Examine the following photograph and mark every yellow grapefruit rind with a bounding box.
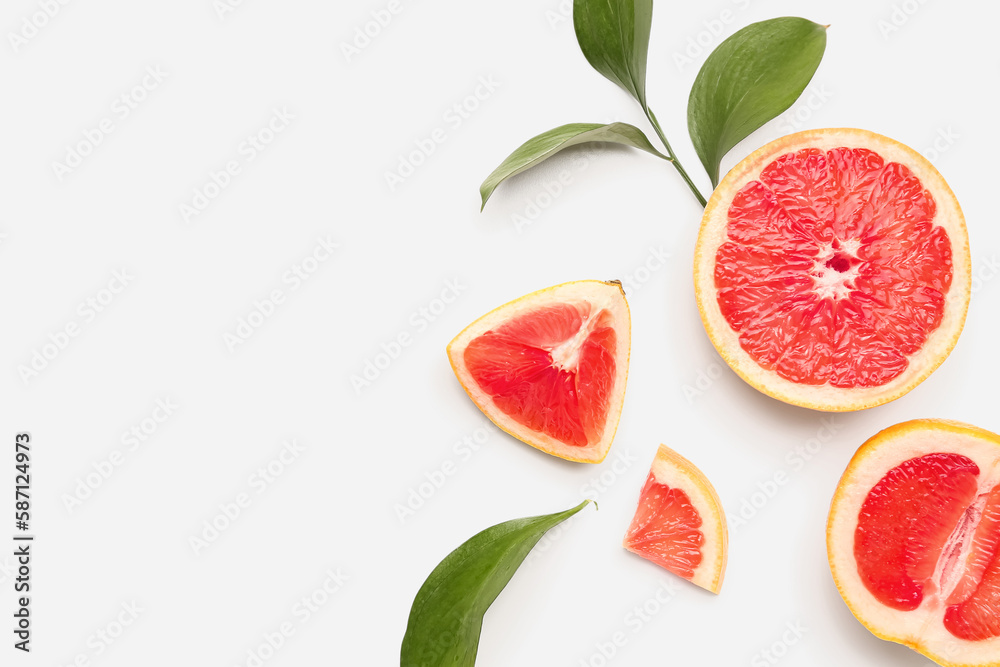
[624,444,729,594]
[694,128,971,412]
[446,280,631,464]
[827,419,1000,667]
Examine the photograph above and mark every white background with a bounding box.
[1,0,998,665]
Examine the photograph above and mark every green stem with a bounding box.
[644,107,707,208]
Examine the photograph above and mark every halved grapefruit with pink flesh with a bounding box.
[695,128,971,412]
[828,420,1000,666]
[623,445,728,593]
[447,280,630,464]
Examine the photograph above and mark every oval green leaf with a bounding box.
[479,122,666,210]
[687,17,828,187]
[573,0,653,109]
[400,500,593,667]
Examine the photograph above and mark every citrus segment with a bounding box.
[625,475,704,579]
[696,129,970,411]
[448,280,630,464]
[624,445,727,594]
[854,453,980,611]
[946,542,1000,641]
[828,420,1000,665]
[946,487,1000,607]
[463,304,616,448]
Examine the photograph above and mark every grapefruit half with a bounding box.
[623,444,728,593]
[694,128,971,411]
[447,280,630,464]
[828,420,1000,666]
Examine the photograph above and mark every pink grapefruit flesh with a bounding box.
[448,280,630,464]
[625,474,704,580]
[624,445,728,593]
[695,129,970,411]
[463,303,616,448]
[828,420,1000,666]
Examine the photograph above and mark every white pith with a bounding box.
[828,420,1000,666]
[447,280,630,464]
[935,492,992,604]
[550,307,601,371]
[810,240,861,301]
[694,129,971,412]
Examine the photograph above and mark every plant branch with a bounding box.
[644,107,707,207]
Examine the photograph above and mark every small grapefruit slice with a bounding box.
[623,445,728,593]
[447,280,630,464]
[694,128,971,411]
[828,419,1000,666]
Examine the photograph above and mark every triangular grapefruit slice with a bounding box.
[694,128,971,411]
[447,280,630,464]
[623,445,728,593]
[828,419,1000,666]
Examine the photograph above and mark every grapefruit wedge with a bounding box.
[694,128,971,411]
[447,280,630,464]
[828,420,1000,666]
[623,445,728,593]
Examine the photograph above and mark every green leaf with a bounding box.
[479,122,666,210]
[400,500,593,667]
[687,17,828,187]
[573,0,653,109]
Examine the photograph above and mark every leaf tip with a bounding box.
[569,498,594,515]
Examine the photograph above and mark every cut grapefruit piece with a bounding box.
[447,280,630,464]
[623,445,728,593]
[694,128,971,411]
[828,419,1000,666]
